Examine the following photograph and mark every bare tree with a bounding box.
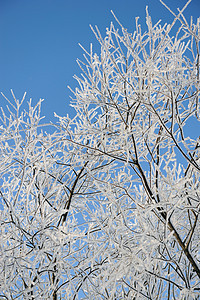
[0,0,200,299]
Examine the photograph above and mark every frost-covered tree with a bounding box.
[0,0,200,299]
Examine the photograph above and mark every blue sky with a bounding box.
[0,0,199,122]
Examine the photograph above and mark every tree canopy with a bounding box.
[0,1,200,299]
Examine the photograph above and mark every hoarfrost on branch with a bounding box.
[0,1,200,299]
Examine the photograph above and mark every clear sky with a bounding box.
[0,0,199,122]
